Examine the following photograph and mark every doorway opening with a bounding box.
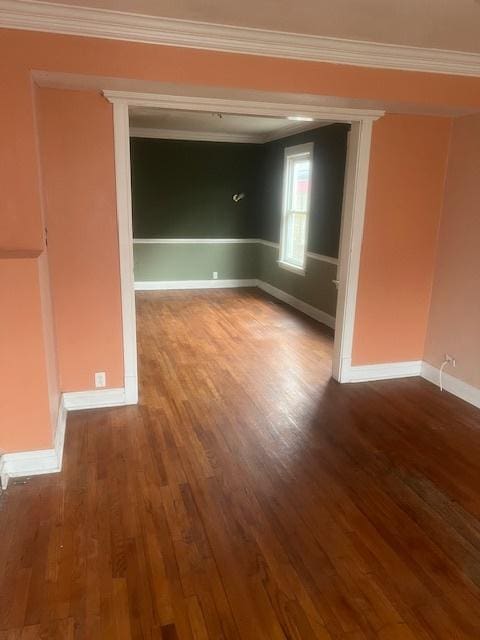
[105,89,383,403]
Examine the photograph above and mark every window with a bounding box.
[279,143,313,274]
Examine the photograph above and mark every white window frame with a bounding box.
[278,142,314,275]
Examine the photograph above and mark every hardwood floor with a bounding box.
[2,289,480,639]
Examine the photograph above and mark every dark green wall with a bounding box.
[131,123,348,253]
[258,124,349,258]
[130,138,263,238]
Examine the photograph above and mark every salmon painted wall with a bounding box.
[352,115,452,365]
[3,27,480,251]
[0,257,54,452]
[36,88,124,391]
[1,68,44,251]
[424,113,480,389]
[1,26,480,453]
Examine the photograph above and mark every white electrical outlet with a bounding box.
[445,354,456,367]
[95,371,106,388]
[212,271,218,280]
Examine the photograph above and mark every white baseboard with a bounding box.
[421,362,480,409]
[63,387,127,410]
[256,279,336,329]
[124,374,139,405]
[344,360,480,411]
[0,386,130,489]
[346,360,423,382]
[0,395,67,490]
[134,279,257,290]
[135,278,336,329]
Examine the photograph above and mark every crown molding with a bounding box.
[262,119,331,142]
[130,127,262,144]
[1,0,480,77]
[130,120,332,144]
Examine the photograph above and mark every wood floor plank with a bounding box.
[1,289,480,638]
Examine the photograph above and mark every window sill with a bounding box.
[277,260,306,276]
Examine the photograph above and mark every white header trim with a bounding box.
[257,239,338,265]
[0,387,131,488]
[1,0,480,77]
[106,91,383,123]
[332,121,373,383]
[112,101,138,404]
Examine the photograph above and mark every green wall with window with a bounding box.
[257,124,349,258]
[131,124,349,323]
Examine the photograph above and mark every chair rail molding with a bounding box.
[1,0,480,77]
[133,238,339,265]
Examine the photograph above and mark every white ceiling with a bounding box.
[129,108,327,143]
[48,0,480,54]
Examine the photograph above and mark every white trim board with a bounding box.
[0,387,129,489]
[135,279,257,291]
[421,363,480,410]
[63,387,127,410]
[0,395,66,490]
[133,237,339,266]
[341,360,480,411]
[1,0,480,77]
[256,280,335,329]
[346,360,423,383]
[306,252,338,266]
